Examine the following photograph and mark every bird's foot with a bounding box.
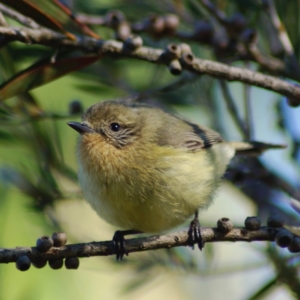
[113,230,128,261]
[112,230,142,260]
[188,211,204,250]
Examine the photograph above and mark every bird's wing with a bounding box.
[181,121,224,151]
[155,114,224,152]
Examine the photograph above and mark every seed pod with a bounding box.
[287,97,300,107]
[115,22,131,41]
[163,44,181,61]
[124,35,143,50]
[288,237,300,253]
[240,29,257,45]
[193,21,214,43]
[16,255,31,271]
[168,60,182,76]
[36,236,54,253]
[65,257,80,269]
[180,52,195,66]
[217,217,233,233]
[105,10,125,29]
[179,43,192,54]
[49,259,64,270]
[275,228,293,248]
[52,232,68,247]
[244,216,261,231]
[212,34,231,59]
[163,14,179,35]
[69,100,83,114]
[144,14,165,36]
[267,215,284,228]
[32,259,47,269]
[227,13,247,35]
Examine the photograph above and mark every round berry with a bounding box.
[69,100,83,114]
[244,216,261,231]
[52,232,67,247]
[16,255,31,271]
[267,215,284,228]
[36,236,54,253]
[275,229,293,248]
[49,259,64,270]
[65,257,80,269]
[217,217,233,233]
[32,259,47,269]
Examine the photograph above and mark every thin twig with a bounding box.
[244,62,253,139]
[0,4,40,29]
[262,0,300,82]
[0,26,300,104]
[200,0,228,26]
[199,0,299,81]
[132,73,198,102]
[76,13,105,26]
[0,226,286,263]
[219,79,249,138]
[265,0,294,56]
[267,246,300,297]
[76,7,300,81]
[0,11,7,26]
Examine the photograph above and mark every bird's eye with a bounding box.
[110,122,121,132]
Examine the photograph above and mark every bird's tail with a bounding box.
[229,141,287,155]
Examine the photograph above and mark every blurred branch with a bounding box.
[267,246,300,297]
[0,4,40,29]
[245,40,286,72]
[219,79,248,137]
[200,0,229,27]
[247,277,278,300]
[0,113,81,125]
[0,26,70,46]
[76,10,299,81]
[1,26,300,105]
[243,73,253,139]
[263,0,294,56]
[0,10,7,26]
[0,226,296,263]
[199,0,292,74]
[227,157,300,202]
[132,73,198,102]
[261,0,300,84]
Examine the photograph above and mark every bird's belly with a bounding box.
[78,143,234,233]
[79,178,198,233]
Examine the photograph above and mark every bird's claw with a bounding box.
[188,213,204,250]
[113,230,128,261]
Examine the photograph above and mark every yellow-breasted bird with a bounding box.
[68,100,285,259]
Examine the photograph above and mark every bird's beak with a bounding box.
[68,122,94,134]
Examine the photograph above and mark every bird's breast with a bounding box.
[77,134,234,232]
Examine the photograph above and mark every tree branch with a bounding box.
[219,79,248,137]
[0,4,40,29]
[76,11,292,81]
[0,226,292,263]
[264,0,294,56]
[1,25,299,105]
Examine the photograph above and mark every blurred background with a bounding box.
[0,0,300,299]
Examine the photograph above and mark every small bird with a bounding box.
[68,100,285,259]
